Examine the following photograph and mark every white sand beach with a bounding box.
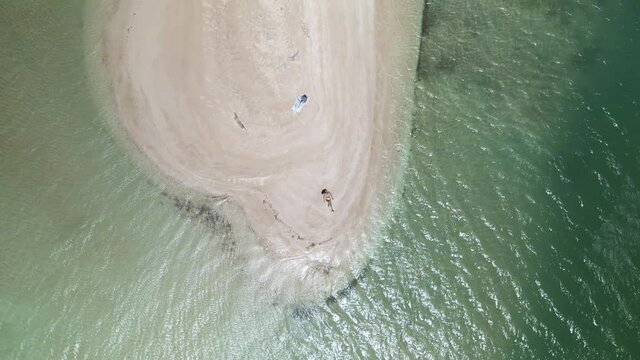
[103,0,422,297]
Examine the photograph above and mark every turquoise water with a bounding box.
[1,0,639,358]
[389,0,640,357]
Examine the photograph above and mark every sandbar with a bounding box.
[103,0,422,297]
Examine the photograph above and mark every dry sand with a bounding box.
[103,0,422,297]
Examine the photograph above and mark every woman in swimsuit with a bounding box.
[321,189,334,212]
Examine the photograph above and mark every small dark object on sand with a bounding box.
[233,112,246,130]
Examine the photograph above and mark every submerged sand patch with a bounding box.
[103,0,422,298]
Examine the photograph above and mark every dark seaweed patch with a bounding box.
[161,192,232,236]
[324,262,371,304]
[292,305,318,320]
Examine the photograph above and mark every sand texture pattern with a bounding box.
[104,0,422,297]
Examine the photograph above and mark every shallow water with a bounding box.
[1,0,639,358]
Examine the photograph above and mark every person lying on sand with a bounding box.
[321,189,334,212]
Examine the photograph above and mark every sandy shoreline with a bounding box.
[103,0,422,297]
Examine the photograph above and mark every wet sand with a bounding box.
[103,0,422,296]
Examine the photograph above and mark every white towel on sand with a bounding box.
[291,94,308,113]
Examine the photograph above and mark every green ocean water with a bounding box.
[1,0,639,359]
